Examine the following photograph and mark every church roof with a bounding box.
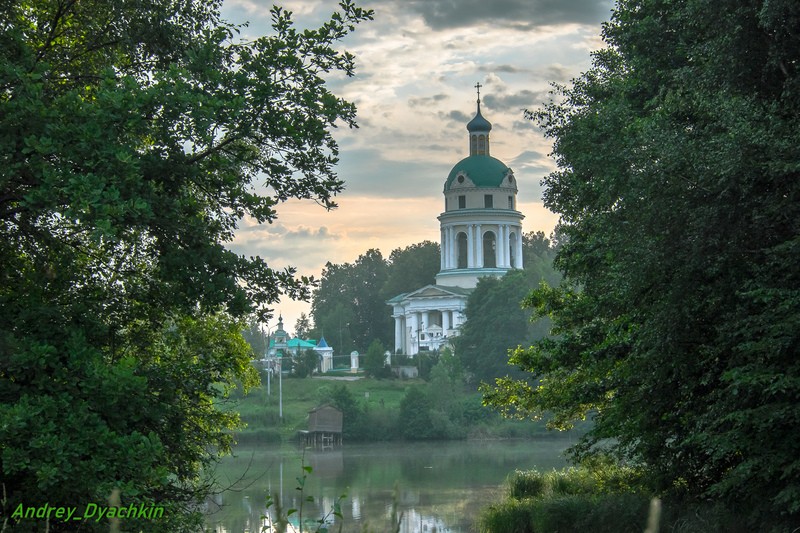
[287,338,317,349]
[467,105,492,132]
[445,155,511,191]
[386,284,473,305]
[270,337,316,349]
[385,292,409,305]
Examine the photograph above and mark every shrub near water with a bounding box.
[480,462,649,533]
[480,461,797,532]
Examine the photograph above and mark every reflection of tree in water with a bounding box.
[206,441,571,532]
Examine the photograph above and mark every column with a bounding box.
[394,316,403,354]
[505,225,512,267]
[444,226,449,269]
[467,225,474,268]
[497,224,508,268]
[448,226,456,269]
[408,313,419,355]
[496,225,503,267]
[504,225,511,267]
[421,311,429,332]
[476,224,483,268]
[442,310,451,335]
[515,226,524,268]
[440,229,446,270]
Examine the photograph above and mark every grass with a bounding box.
[228,375,427,442]
[480,465,653,533]
[226,374,559,444]
[479,463,798,533]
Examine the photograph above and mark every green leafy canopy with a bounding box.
[1,0,372,530]
[483,0,800,524]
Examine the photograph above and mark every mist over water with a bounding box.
[205,438,573,532]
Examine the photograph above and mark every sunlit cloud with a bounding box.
[220,0,614,327]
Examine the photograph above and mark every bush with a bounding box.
[479,499,535,533]
[508,471,546,500]
[480,463,650,532]
[547,468,595,496]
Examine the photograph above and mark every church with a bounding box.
[387,87,525,356]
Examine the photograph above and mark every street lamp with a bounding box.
[262,324,273,397]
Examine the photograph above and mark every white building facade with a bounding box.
[387,90,524,356]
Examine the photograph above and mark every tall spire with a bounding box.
[467,83,491,155]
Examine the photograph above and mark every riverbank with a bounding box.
[227,375,567,444]
[477,461,799,533]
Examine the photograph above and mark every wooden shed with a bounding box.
[303,405,342,448]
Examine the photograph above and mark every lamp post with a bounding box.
[263,324,273,397]
[272,315,288,422]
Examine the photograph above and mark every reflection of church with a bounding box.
[387,87,524,356]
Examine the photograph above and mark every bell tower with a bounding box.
[435,88,525,288]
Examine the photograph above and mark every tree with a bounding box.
[294,312,311,340]
[311,249,391,352]
[398,387,437,440]
[0,0,372,530]
[292,348,319,378]
[455,271,537,384]
[328,383,365,441]
[242,318,268,358]
[364,339,390,378]
[483,0,800,523]
[522,231,562,288]
[380,240,441,300]
[428,348,465,412]
[309,241,439,355]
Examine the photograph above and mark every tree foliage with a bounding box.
[483,0,800,523]
[294,312,311,340]
[380,240,441,301]
[328,383,365,441]
[455,233,558,385]
[292,349,319,379]
[0,0,371,530]
[311,249,390,353]
[363,339,390,378]
[311,242,440,353]
[241,318,268,359]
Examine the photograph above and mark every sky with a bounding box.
[220,0,616,336]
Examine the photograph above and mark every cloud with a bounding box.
[478,64,531,74]
[445,110,471,123]
[483,89,550,113]
[333,148,454,200]
[541,64,574,82]
[217,0,608,329]
[408,94,449,107]
[508,150,555,201]
[400,0,613,30]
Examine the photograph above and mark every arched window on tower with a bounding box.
[477,135,486,155]
[457,232,468,269]
[483,231,496,268]
[470,135,477,155]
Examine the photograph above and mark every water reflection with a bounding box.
[205,439,571,533]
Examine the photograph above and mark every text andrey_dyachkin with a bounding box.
[11,502,164,522]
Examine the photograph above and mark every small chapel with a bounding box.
[387,86,524,356]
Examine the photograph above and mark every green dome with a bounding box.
[445,155,511,190]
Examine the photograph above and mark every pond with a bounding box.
[204,438,574,533]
